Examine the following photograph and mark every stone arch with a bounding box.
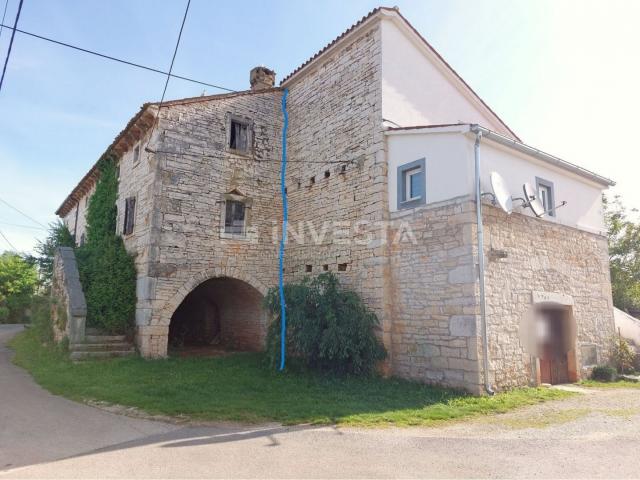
[158,266,269,327]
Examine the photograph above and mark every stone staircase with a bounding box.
[70,328,136,361]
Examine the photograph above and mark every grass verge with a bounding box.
[9,328,572,427]
[579,379,640,389]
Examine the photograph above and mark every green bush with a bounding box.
[591,365,617,382]
[611,335,636,374]
[264,273,386,375]
[76,157,136,334]
[0,252,38,323]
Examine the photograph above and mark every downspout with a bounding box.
[472,126,494,395]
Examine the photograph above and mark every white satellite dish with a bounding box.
[490,172,513,214]
[523,182,545,217]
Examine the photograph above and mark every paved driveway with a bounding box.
[2,324,640,479]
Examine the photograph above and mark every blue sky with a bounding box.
[1,0,639,253]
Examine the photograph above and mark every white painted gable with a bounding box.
[380,14,516,139]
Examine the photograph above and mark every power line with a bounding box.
[0,197,48,228]
[0,0,9,40]
[0,22,235,92]
[0,228,17,251]
[146,0,191,147]
[0,0,23,94]
[0,220,46,230]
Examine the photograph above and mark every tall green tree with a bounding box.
[604,195,640,312]
[34,220,75,288]
[0,252,38,323]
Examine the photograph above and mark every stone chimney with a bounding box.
[250,66,276,91]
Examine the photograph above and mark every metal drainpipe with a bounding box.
[473,128,495,395]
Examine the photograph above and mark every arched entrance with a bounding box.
[168,276,266,355]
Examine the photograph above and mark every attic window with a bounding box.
[229,117,251,152]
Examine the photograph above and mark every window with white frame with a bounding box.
[536,177,555,217]
[397,158,426,210]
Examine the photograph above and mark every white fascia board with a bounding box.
[384,125,470,136]
[468,125,615,187]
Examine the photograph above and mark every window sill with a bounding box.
[220,232,250,241]
[226,148,254,158]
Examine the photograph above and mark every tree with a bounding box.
[34,220,75,289]
[0,252,38,323]
[604,195,640,312]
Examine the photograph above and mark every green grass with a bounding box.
[579,379,640,389]
[9,328,571,427]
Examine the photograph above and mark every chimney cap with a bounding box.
[250,66,276,90]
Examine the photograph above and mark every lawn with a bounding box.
[10,328,572,427]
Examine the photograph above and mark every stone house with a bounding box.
[56,7,615,393]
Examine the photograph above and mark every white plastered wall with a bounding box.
[380,17,513,137]
[387,129,607,235]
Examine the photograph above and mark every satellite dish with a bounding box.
[490,172,513,214]
[523,182,545,217]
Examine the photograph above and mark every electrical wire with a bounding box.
[0,0,9,40]
[0,22,234,92]
[0,220,46,230]
[0,228,17,251]
[278,88,289,371]
[0,197,48,228]
[145,0,191,149]
[0,0,23,95]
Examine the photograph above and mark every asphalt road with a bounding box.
[2,324,639,479]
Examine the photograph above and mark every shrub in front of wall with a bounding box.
[76,157,136,335]
[264,272,387,375]
[611,335,636,374]
[591,365,617,382]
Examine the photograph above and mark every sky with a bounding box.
[0,0,639,254]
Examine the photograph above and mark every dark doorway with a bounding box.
[168,277,265,356]
[538,306,577,384]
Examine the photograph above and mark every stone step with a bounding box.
[84,334,127,343]
[70,349,135,361]
[70,342,133,352]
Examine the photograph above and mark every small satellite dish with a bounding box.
[523,182,545,217]
[490,172,513,214]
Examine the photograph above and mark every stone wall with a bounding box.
[136,90,283,356]
[389,197,482,393]
[284,23,392,353]
[482,204,615,389]
[51,247,86,344]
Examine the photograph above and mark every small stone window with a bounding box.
[133,144,141,165]
[123,197,136,235]
[337,263,348,272]
[224,200,246,235]
[397,158,426,210]
[227,115,252,153]
[305,265,312,273]
[324,170,330,179]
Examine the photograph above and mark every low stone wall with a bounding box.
[51,247,86,344]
